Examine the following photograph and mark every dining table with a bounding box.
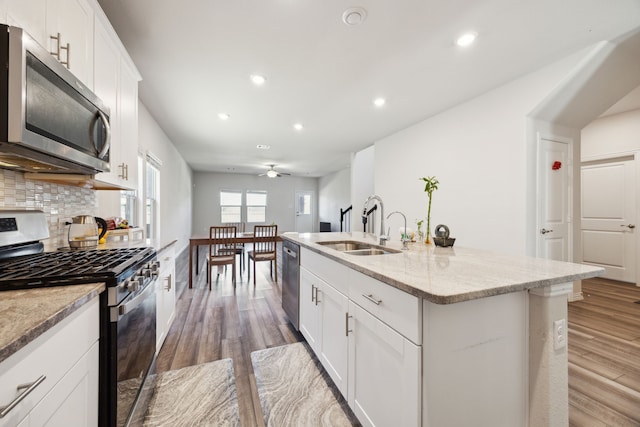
[188,231,281,288]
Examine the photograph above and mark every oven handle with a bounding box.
[111,280,156,322]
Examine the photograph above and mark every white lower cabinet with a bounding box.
[300,267,349,396]
[299,267,320,352]
[29,341,99,426]
[156,244,177,351]
[0,297,99,427]
[347,301,421,427]
[299,248,422,426]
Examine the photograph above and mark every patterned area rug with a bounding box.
[251,342,359,426]
[143,358,240,426]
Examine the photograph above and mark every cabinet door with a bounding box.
[29,341,99,427]
[348,301,421,427]
[45,0,94,87]
[117,59,139,189]
[317,280,349,397]
[157,255,176,351]
[299,268,320,352]
[5,0,47,46]
[93,19,120,186]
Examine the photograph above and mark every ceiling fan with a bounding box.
[259,164,291,178]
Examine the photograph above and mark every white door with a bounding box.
[536,137,572,261]
[581,157,636,283]
[295,191,314,233]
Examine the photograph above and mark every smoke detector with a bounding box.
[342,7,367,26]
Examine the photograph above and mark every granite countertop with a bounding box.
[281,232,603,304]
[0,283,104,364]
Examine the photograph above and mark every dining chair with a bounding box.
[206,225,237,289]
[223,222,246,272]
[247,224,278,286]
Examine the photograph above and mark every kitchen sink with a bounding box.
[316,240,401,255]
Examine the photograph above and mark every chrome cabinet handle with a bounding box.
[540,228,554,235]
[345,313,352,336]
[311,285,316,303]
[50,33,61,60]
[620,224,636,229]
[96,110,111,160]
[362,294,382,305]
[60,42,70,68]
[163,274,172,291]
[0,375,46,418]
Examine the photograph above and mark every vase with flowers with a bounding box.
[419,176,439,244]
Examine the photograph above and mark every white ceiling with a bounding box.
[97,0,640,178]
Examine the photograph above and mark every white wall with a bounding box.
[350,146,375,232]
[192,172,318,235]
[582,108,640,159]
[372,54,584,254]
[318,168,351,232]
[138,102,193,252]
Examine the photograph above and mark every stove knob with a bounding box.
[127,277,142,292]
[142,269,152,278]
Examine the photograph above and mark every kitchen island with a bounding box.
[281,231,603,427]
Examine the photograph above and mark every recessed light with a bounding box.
[456,32,477,47]
[250,74,266,85]
[293,123,304,131]
[256,144,271,150]
[342,7,367,26]
[218,113,230,120]
[373,97,386,107]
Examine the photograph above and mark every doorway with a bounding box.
[295,191,314,233]
[580,155,637,283]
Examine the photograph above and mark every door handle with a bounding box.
[620,224,636,229]
[540,228,554,235]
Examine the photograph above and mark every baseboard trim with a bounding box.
[568,292,584,302]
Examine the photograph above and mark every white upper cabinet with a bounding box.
[6,0,94,87]
[5,0,47,45]
[93,13,140,190]
[45,0,94,87]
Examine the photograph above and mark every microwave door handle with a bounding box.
[96,110,111,160]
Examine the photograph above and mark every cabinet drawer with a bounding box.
[349,271,422,345]
[0,298,99,426]
[301,248,350,295]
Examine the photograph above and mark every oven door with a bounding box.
[109,280,157,427]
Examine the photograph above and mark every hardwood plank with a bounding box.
[568,278,640,425]
[157,247,304,426]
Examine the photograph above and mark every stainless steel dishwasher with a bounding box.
[282,240,300,330]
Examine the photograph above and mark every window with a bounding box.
[220,190,242,223]
[145,158,160,239]
[246,191,267,223]
[120,190,137,226]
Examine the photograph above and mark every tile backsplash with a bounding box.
[0,169,97,249]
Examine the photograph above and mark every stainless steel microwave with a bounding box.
[0,24,110,174]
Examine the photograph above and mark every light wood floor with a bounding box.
[568,277,640,426]
[159,250,640,426]
[156,246,303,427]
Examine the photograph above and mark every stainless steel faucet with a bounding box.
[362,194,388,245]
[387,211,410,250]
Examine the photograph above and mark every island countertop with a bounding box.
[0,283,104,364]
[281,232,603,304]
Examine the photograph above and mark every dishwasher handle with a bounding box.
[283,247,298,259]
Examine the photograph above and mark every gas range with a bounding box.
[0,210,159,426]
